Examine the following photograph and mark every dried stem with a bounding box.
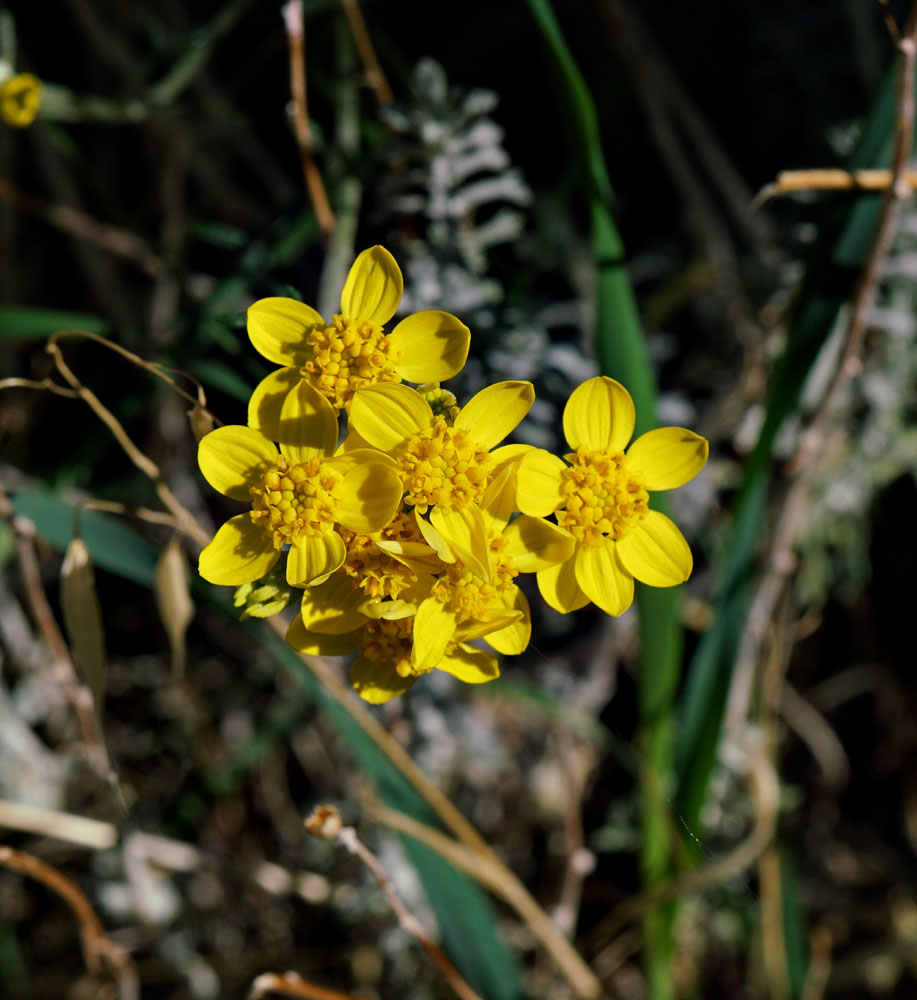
[339,0,394,106]
[283,0,336,238]
[0,845,139,1000]
[308,808,485,1000]
[249,971,367,1000]
[754,167,917,204]
[45,337,211,548]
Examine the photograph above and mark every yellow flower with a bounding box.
[410,469,574,669]
[198,380,402,588]
[247,246,471,431]
[348,379,535,515]
[295,511,442,636]
[516,376,708,617]
[0,73,42,128]
[286,611,503,704]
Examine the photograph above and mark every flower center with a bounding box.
[249,456,341,548]
[556,448,649,547]
[431,539,517,620]
[300,314,399,411]
[338,511,431,600]
[362,618,423,678]
[398,417,493,514]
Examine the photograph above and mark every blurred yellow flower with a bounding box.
[348,379,535,515]
[1,73,42,128]
[516,376,708,617]
[198,381,402,589]
[247,246,470,430]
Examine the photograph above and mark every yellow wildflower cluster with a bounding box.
[197,246,709,702]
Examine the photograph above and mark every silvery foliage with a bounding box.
[379,59,595,449]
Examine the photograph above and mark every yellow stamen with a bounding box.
[249,456,341,548]
[301,314,399,411]
[431,538,517,620]
[556,448,649,547]
[398,417,493,514]
[338,511,428,600]
[361,618,423,678]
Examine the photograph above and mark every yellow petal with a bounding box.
[389,311,470,382]
[563,376,635,452]
[412,598,457,671]
[198,426,277,500]
[516,448,566,517]
[414,510,456,564]
[484,587,531,655]
[480,466,516,534]
[248,297,323,366]
[489,443,535,484]
[330,447,398,472]
[350,656,416,703]
[248,367,302,440]
[287,531,347,587]
[616,509,692,587]
[437,645,500,684]
[574,540,635,616]
[359,597,419,620]
[286,613,359,655]
[429,505,491,580]
[278,379,338,465]
[625,427,709,491]
[455,381,534,451]
[199,514,277,585]
[455,610,523,642]
[340,246,403,325]
[349,382,432,452]
[336,463,403,534]
[299,573,365,634]
[503,516,574,572]
[537,557,590,613]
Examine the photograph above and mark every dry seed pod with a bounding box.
[60,537,108,719]
[154,536,194,679]
[188,404,215,442]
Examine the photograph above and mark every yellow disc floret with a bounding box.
[362,618,421,679]
[249,456,341,548]
[431,538,517,620]
[339,511,430,600]
[399,418,493,514]
[301,314,399,410]
[556,448,649,547]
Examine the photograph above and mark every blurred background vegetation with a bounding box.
[2,1,917,998]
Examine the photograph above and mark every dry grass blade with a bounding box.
[249,971,369,1000]
[61,536,108,719]
[154,535,195,679]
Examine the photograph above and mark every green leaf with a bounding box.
[0,307,107,339]
[187,358,255,403]
[11,491,158,586]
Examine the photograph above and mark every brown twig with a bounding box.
[0,845,139,1000]
[283,0,336,239]
[306,806,485,1000]
[249,971,368,1000]
[45,336,211,548]
[729,5,917,733]
[754,167,917,205]
[339,0,394,106]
